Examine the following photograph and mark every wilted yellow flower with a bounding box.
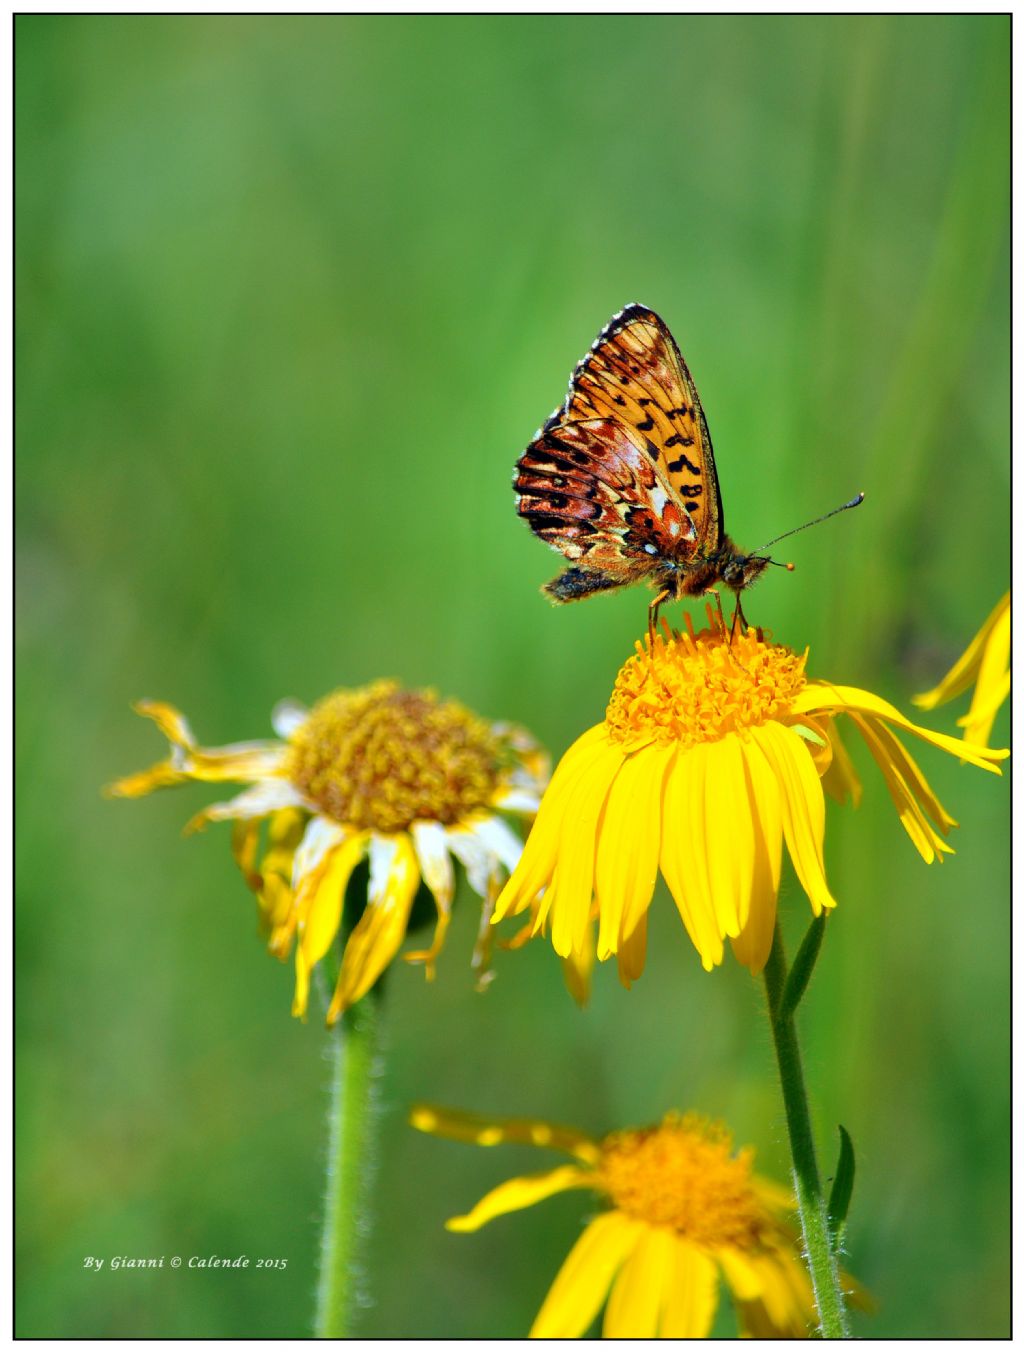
[411,1104,865,1338]
[914,592,1010,748]
[108,681,547,1023]
[495,609,1008,983]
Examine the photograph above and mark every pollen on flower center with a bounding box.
[605,617,807,749]
[288,680,501,833]
[598,1114,768,1248]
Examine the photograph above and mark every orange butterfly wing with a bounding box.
[515,416,697,598]
[559,303,723,550]
[515,304,722,600]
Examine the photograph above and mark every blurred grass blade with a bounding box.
[779,914,826,1020]
[827,1124,856,1252]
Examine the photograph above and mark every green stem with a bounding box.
[314,992,382,1338]
[763,921,850,1338]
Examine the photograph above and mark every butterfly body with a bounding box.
[515,303,769,608]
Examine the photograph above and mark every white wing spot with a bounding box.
[644,543,658,555]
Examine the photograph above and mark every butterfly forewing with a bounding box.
[556,304,723,550]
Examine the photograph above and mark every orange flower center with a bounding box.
[605,617,807,750]
[288,680,500,833]
[598,1114,769,1248]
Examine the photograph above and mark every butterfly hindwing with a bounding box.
[515,417,697,596]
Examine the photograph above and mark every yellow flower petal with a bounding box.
[716,1245,764,1301]
[410,1104,600,1163]
[856,715,957,834]
[404,820,455,977]
[493,725,614,923]
[231,817,262,888]
[291,834,368,1019]
[820,720,863,807]
[327,834,420,1022]
[728,739,783,973]
[410,1103,600,1163]
[603,1224,675,1337]
[659,745,724,970]
[530,1213,644,1338]
[446,1164,593,1234]
[733,1247,814,1337]
[183,779,307,834]
[561,921,595,1008]
[547,739,624,960]
[702,735,757,939]
[659,1236,720,1337]
[960,599,1010,746]
[594,744,673,958]
[751,721,835,916]
[913,592,1009,711]
[961,667,1010,741]
[796,683,1007,772]
[848,714,953,864]
[616,912,648,988]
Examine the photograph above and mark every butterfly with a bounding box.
[514,303,772,623]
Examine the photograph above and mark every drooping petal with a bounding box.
[728,738,784,973]
[530,1213,644,1338]
[820,720,863,807]
[271,698,310,739]
[469,814,526,876]
[492,786,542,813]
[255,809,307,937]
[732,1246,815,1338]
[794,684,1007,772]
[291,816,349,892]
[446,1164,594,1234]
[751,721,836,916]
[183,778,309,833]
[848,714,953,864]
[961,668,1010,745]
[603,1224,675,1337]
[715,1245,764,1302]
[616,912,648,988]
[546,741,625,960]
[913,592,1009,710]
[855,714,957,833]
[593,744,673,959]
[961,599,1010,745]
[292,833,370,1018]
[658,1236,720,1337]
[702,735,757,939]
[493,725,615,922]
[405,820,455,976]
[231,818,262,888]
[327,834,420,1021]
[409,1103,601,1164]
[562,921,595,1007]
[659,745,724,970]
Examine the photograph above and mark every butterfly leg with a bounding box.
[648,589,671,649]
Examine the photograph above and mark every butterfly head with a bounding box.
[720,550,772,594]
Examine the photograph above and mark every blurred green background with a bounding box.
[16,14,1009,1338]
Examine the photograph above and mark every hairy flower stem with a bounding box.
[314,992,382,1337]
[763,921,850,1338]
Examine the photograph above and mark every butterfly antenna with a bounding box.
[753,492,865,556]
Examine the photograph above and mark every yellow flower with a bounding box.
[495,609,1008,982]
[410,1104,865,1338]
[913,592,1010,748]
[107,680,547,1024]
